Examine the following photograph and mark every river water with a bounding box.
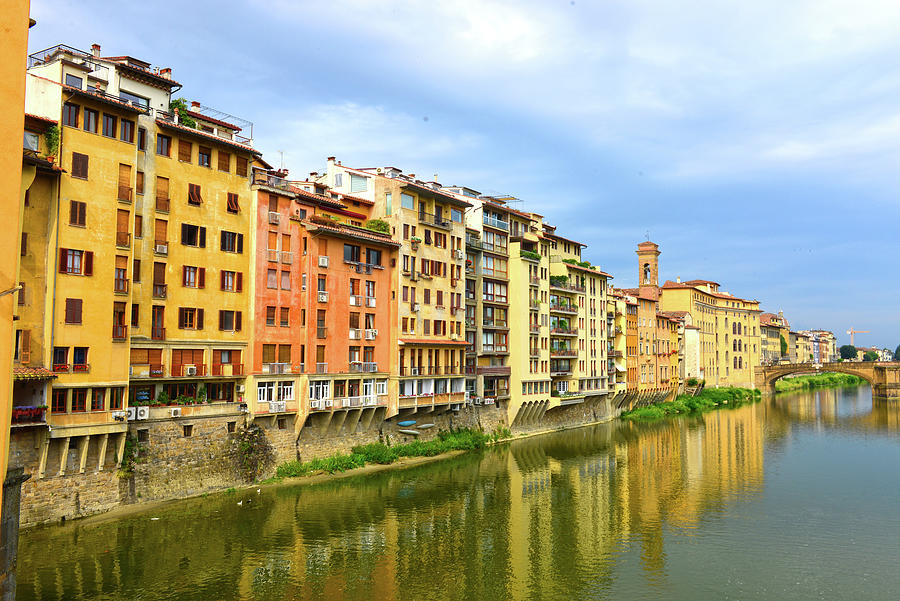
[16,385,900,600]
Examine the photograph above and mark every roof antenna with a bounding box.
[645,230,650,241]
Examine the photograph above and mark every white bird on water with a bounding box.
[237,500,243,506]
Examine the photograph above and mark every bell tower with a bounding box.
[636,241,660,289]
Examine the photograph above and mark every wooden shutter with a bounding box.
[218,151,230,172]
[198,268,205,289]
[83,252,93,276]
[58,248,67,273]
[199,227,206,248]
[21,330,30,361]
[196,309,204,330]
[181,223,189,243]
[116,209,129,234]
[65,298,82,323]
[236,233,243,253]
[267,231,277,251]
[115,255,127,270]
[220,232,227,251]
[278,345,291,363]
[133,259,141,282]
[130,348,149,364]
[227,193,239,212]
[235,311,242,331]
[218,311,224,331]
[118,163,131,188]
[17,282,25,305]
[236,272,243,292]
[181,265,188,286]
[178,140,192,162]
[236,156,248,177]
[21,233,26,256]
[262,344,275,364]
[219,270,225,290]
[153,262,166,285]
[72,152,88,178]
[155,219,167,242]
[136,171,144,195]
[156,176,169,199]
[134,214,142,237]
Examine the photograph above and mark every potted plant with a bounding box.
[410,236,421,250]
[44,124,59,163]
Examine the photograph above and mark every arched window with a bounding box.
[737,323,742,335]
[738,356,743,369]
[738,340,742,351]
[734,356,738,368]
[732,322,736,334]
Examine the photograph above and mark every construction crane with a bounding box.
[846,328,870,346]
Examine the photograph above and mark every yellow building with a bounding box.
[21,43,258,476]
[607,292,627,396]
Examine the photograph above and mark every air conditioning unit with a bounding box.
[473,397,482,405]
[270,400,287,413]
[454,249,465,260]
[310,399,322,410]
[349,329,362,340]
[318,291,329,303]
[268,211,280,225]
[126,407,136,421]
[239,402,249,413]
[155,243,168,255]
[410,367,419,376]
[236,384,245,393]
[318,255,329,268]
[483,398,495,405]
[136,406,150,420]
[412,303,420,312]
[112,410,127,422]
[185,365,197,376]
[170,407,182,418]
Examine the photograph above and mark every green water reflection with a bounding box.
[17,385,900,600]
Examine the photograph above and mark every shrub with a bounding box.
[621,386,760,421]
[169,98,196,128]
[520,250,540,261]
[231,425,275,482]
[686,377,699,387]
[364,219,390,234]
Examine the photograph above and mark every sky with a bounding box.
[27,0,900,349]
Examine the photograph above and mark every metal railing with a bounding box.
[315,362,328,374]
[152,284,167,299]
[116,232,131,248]
[418,211,451,229]
[114,278,129,294]
[155,196,170,212]
[112,324,127,340]
[151,327,165,341]
[482,215,509,231]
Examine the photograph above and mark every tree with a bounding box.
[780,335,788,357]
[864,350,878,362]
[839,345,857,360]
[894,344,900,361]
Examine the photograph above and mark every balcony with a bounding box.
[549,302,577,314]
[550,362,573,376]
[418,211,451,229]
[11,406,46,426]
[114,277,129,294]
[529,276,540,287]
[550,349,577,358]
[281,251,293,265]
[349,328,362,340]
[483,387,510,400]
[482,294,508,305]
[73,363,90,373]
[112,324,127,340]
[263,362,291,374]
[152,284,167,299]
[365,296,376,308]
[481,344,509,354]
[316,362,328,374]
[529,299,540,311]
[52,363,69,373]
[211,363,244,376]
[267,249,279,262]
[550,327,578,337]
[350,361,379,373]
[172,363,207,377]
[476,365,511,376]
[549,279,585,294]
[155,195,170,212]
[116,232,131,248]
[365,329,377,340]
[349,295,363,307]
[151,326,165,340]
[465,318,476,329]
[529,324,540,334]
[482,215,509,231]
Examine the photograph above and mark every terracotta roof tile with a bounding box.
[399,338,469,346]
[13,366,56,380]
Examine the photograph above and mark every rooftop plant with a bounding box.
[169,98,196,128]
[364,219,390,234]
[520,250,540,261]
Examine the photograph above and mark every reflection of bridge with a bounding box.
[754,362,900,399]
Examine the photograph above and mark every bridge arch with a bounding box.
[755,362,877,396]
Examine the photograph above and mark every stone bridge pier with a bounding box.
[754,362,900,400]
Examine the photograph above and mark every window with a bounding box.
[131,304,139,327]
[20,233,26,256]
[366,248,382,266]
[221,270,241,292]
[267,269,277,289]
[120,119,135,143]
[182,266,205,288]
[280,271,290,290]
[280,307,289,327]
[73,347,88,370]
[236,156,248,177]
[334,173,343,187]
[266,307,276,326]
[187,183,202,205]
[64,73,83,89]
[156,134,171,156]
[218,151,230,172]
[119,90,149,107]
[102,114,117,137]
[198,146,211,167]
[23,131,39,151]
[83,108,98,133]
[226,193,240,214]
[91,388,105,411]
[69,200,86,226]
[178,307,204,330]
[138,127,147,151]
[219,310,242,331]
[71,152,89,179]
[350,174,368,193]
[51,389,67,413]
[178,140,192,162]
[220,231,243,253]
[136,171,144,195]
[278,381,294,401]
[401,193,415,210]
[63,102,79,127]
[59,248,93,275]
[451,208,463,223]
[71,389,87,412]
[65,298,82,324]
[181,224,206,247]
[344,244,360,263]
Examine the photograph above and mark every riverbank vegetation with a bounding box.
[274,428,503,479]
[775,373,864,393]
[620,387,761,421]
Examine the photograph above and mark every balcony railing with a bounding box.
[349,295,363,307]
[252,170,294,191]
[482,215,509,231]
[549,302,577,314]
[550,349,577,358]
[152,284,167,299]
[267,249,279,262]
[316,327,327,339]
[116,232,131,248]
[350,361,379,373]
[365,296,376,308]
[529,276,541,286]
[11,406,46,426]
[52,363,69,373]
[315,362,328,374]
[112,324,127,340]
[155,195,170,212]
[482,320,508,328]
[465,318,476,328]
[550,327,578,336]
[482,294,508,304]
[418,211,451,229]
[151,327,165,340]
[211,363,244,376]
[114,277,129,294]
[349,329,362,340]
[481,344,509,353]
[550,280,585,293]
[529,324,540,334]
[281,251,293,265]
[118,185,132,203]
[464,365,476,375]
[172,363,207,377]
[73,363,90,373]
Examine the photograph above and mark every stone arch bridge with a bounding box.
[754,362,900,400]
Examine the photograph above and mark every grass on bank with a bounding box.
[620,387,761,421]
[274,428,506,479]
[774,373,864,393]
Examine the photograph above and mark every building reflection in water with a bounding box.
[19,401,791,601]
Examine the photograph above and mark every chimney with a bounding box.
[91,43,100,58]
[676,276,681,283]
[408,173,415,179]
[159,68,171,80]
[310,172,318,179]
[191,100,200,108]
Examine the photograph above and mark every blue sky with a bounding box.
[28,0,900,349]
